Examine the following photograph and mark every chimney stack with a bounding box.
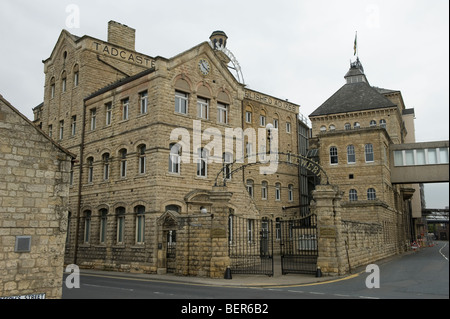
[107,21,136,51]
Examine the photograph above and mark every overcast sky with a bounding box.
[0,0,448,208]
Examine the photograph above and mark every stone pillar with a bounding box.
[312,184,348,276]
[208,186,232,278]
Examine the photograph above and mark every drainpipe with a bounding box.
[73,99,87,265]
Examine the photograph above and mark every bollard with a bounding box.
[315,266,322,278]
[224,266,232,279]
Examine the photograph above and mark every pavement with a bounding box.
[76,257,348,288]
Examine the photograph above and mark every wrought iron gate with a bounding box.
[228,216,273,276]
[166,230,176,273]
[279,214,318,275]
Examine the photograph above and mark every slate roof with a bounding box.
[309,80,397,117]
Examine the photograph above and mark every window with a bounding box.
[138,144,146,174]
[217,102,228,124]
[246,179,254,198]
[288,184,294,202]
[344,123,351,130]
[380,119,386,129]
[365,144,374,162]
[122,98,129,120]
[102,153,110,180]
[59,120,64,140]
[320,126,326,132]
[273,118,278,129]
[354,122,360,129]
[286,121,291,133]
[349,189,358,201]
[169,143,181,174]
[261,181,268,200]
[428,149,437,164]
[71,115,76,136]
[135,205,145,243]
[74,71,79,87]
[329,124,335,130]
[275,183,281,201]
[259,111,266,127]
[247,219,254,243]
[245,110,252,123]
[48,125,53,138]
[197,97,209,119]
[347,145,356,163]
[87,157,94,183]
[84,211,91,243]
[223,152,232,180]
[105,102,112,126]
[175,91,188,114]
[440,148,449,163]
[119,149,127,178]
[370,120,376,127]
[99,209,108,244]
[330,146,338,164]
[61,72,67,93]
[90,108,96,131]
[367,188,376,200]
[140,91,148,114]
[50,77,55,98]
[197,147,208,177]
[116,207,125,244]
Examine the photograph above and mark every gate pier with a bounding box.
[311,184,348,276]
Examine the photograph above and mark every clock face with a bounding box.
[198,59,211,75]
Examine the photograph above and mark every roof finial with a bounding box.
[353,31,358,57]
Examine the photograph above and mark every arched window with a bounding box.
[349,189,358,201]
[288,184,294,202]
[354,122,360,129]
[344,123,351,130]
[83,210,92,243]
[260,109,266,127]
[135,205,145,243]
[347,145,356,163]
[261,181,268,200]
[275,183,281,201]
[102,153,110,180]
[73,64,79,87]
[367,188,377,200]
[50,77,56,98]
[330,146,338,164]
[370,120,377,127]
[138,144,146,174]
[119,149,127,178]
[197,147,208,177]
[116,207,126,244]
[329,124,336,131]
[246,179,254,198]
[320,126,326,132]
[61,71,67,93]
[87,157,94,183]
[99,208,108,244]
[380,119,386,129]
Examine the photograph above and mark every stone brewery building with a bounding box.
[25,21,431,278]
[32,21,304,276]
[0,95,73,299]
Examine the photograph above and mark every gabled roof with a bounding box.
[310,80,397,117]
[0,94,75,158]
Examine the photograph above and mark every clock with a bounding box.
[198,59,211,75]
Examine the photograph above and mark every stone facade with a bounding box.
[309,59,416,264]
[0,95,73,299]
[33,21,304,277]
